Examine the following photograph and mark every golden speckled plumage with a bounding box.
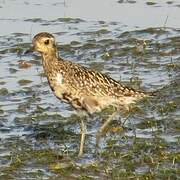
[32,32,149,114]
[30,32,153,156]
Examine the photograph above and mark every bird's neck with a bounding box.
[41,51,60,74]
[42,48,59,60]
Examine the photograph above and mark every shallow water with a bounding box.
[0,0,179,179]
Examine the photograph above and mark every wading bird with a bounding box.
[27,32,152,156]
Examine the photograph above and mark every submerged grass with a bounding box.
[0,15,179,179]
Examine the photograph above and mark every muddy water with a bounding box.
[0,0,179,179]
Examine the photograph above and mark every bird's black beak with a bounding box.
[24,46,34,55]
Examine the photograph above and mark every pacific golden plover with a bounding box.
[28,32,152,156]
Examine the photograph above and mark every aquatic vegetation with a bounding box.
[0,0,179,179]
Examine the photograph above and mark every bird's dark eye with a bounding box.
[44,39,49,45]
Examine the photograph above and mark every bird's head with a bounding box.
[32,32,57,55]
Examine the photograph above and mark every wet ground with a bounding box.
[0,0,179,179]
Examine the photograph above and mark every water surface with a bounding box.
[0,0,179,179]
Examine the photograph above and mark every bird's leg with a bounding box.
[96,110,118,147]
[78,118,87,157]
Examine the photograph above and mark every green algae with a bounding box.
[24,18,44,23]
[146,1,157,6]
[0,108,4,114]
[0,88,8,96]
[0,81,6,85]
[55,17,85,23]
[18,79,33,86]
[0,9,179,180]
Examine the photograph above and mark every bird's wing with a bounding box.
[63,61,146,98]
